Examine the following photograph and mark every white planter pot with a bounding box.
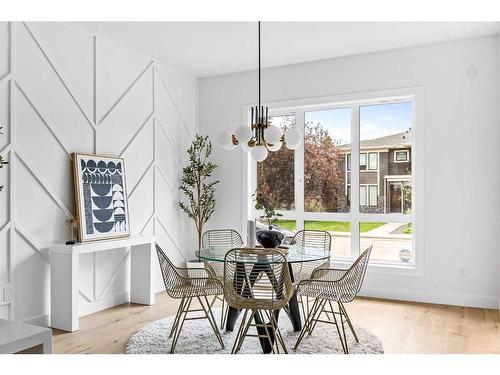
[186,260,207,286]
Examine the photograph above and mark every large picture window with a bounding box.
[250,93,416,268]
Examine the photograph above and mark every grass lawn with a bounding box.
[403,223,412,234]
[274,220,386,233]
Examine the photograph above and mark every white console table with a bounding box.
[0,319,52,354]
[50,236,155,332]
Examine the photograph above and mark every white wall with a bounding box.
[0,22,198,324]
[199,35,500,309]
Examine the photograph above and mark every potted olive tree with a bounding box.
[253,188,285,248]
[179,135,219,269]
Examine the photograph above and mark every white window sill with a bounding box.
[331,259,422,277]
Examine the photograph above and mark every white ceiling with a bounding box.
[73,22,500,78]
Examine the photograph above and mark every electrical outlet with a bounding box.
[2,285,13,301]
[458,267,467,279]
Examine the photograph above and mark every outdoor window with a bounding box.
[369,185,378,206]
[304,108,351,213]
[256,114,295,211]
[360,186,367,206]
[250,94,415,268]
[394,150,409,162]
[359,153,367,171]
[368,152,378,170]
[360,222,413,263]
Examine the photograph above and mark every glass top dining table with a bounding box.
[196,243,330,354]
[195,243,330,264]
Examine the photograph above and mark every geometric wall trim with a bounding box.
[0,21,198,324]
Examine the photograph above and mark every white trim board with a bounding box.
[360,287,499,310]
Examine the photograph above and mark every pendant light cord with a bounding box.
[258,21,261,117]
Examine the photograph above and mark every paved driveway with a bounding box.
[330,229,413,263]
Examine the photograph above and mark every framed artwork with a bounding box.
[72,153,130,242]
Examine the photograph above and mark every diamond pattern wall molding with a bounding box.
[0,21,198,324]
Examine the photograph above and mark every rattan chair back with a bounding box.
[202,229,243,250]
[342,244,372,298]
[202,229,243,281]
[223,248,294,311]
[156,244,185,298]
[291,229,331,251]
[289,229,331,283]
[309,245,373,302]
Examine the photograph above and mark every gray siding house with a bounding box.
[338,129,412,214]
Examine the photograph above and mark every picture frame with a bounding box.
[72,153,130,242]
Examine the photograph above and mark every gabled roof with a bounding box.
[341,129,412,150]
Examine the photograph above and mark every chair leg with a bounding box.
[234,309,256,354]
[220,297,227,329]
[210,294,218,308]
[328,300,347,354]
[169,297,186,339]
[339,301,358,343]
[257,310,276,354]
[293,298,322,351]
[337,301,349,354]
[309,298,328,335]
[170,297,193,353]
[269,310,288,354]
[199,296,225,350]
[299,296,307,322]
[231,309,249,354]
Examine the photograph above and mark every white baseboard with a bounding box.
[360,286,499,309]
[21,313,50,327]
[19,292,131,328]
[79,291,130,317]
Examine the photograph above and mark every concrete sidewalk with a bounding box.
[364,222,406,236]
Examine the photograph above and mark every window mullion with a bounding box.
[351,105,360,260]
[295,110,305,231]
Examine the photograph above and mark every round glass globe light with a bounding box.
[251,145,268,162]
[267,142,282,152]
[284,128,301,150]
[234,125,253,143]
[216,131,235,150]
[265,125,281,144]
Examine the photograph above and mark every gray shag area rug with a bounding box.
[125,308,384,354]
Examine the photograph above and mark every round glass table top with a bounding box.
[196,244,330,264]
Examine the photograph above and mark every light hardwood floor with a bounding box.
[52,292,500,354]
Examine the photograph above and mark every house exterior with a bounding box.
[338,129,412,214]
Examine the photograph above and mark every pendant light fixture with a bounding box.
[217,22,301,161]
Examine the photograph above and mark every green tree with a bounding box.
[256,118,344,212]
[303,122,343,212]
[179,135,219,250]
[257,116,295,210]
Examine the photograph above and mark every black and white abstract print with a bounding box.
[74,154,130,241]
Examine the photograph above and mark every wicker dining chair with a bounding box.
[202,229,243,328]
[156,244,225,353]
[223,248,295,354]
[290,229,332,281]
[290,230,332,320]
[293,245,373,354]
